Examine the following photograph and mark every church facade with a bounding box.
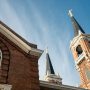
[0,21,43,90]
[0,11,89,90]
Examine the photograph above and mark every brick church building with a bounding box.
[0,10,89,90]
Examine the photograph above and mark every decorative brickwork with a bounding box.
[0,38,10,84]
[0,30,40,90]
[70,34,90,89]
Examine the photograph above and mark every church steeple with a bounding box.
[44,48,62,85]
[68,10,85,37]
[46,48,55,75]
[69,10,90,89]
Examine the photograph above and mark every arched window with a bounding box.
[76,45,83,56]
[0,49,2,66]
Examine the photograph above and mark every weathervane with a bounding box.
[68,9,73,17]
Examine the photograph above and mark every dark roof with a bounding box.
[0,21,37,48]
[71,16,85,37]
[46,52,55,75]
[68,11,85,37]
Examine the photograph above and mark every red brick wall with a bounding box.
[71,36,90,89]
[0,33,40,90]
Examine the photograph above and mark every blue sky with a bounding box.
[0,0,90,86]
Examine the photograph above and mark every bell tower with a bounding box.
[69,10,90,89]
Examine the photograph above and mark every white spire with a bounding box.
[68,9,73,17]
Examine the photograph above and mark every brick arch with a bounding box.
[0,39,10,84]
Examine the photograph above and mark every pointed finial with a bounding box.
[68,9,73,17]
[46,47,48,54]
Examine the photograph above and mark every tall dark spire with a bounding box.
[68,10,85,37]
[46,48,55,75]
[44,48,62,84]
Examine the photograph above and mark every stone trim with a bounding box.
[0,84,12,90]
[0,21,43,57]
[70,34,87,49]
[40,80,86,90]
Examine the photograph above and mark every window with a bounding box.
[85,67,90,80]
[76,45,83,56]
[0,49,2,66]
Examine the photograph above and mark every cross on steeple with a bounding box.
[68,9,73,17]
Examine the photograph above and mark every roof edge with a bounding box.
[0,21,37,48]
[40,80,86,90]
[0,21,43,57]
